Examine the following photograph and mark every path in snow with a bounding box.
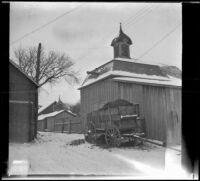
[8,132,177,177]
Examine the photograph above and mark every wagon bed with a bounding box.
[84,99,146,147]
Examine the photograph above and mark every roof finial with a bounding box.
[58,95,61,103]
[119,22,123,34]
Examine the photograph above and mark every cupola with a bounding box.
[111,23,132,59]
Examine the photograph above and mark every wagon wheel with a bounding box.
[86,122,96,143]
[105,126,121,147]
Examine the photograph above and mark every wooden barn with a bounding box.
[38,110,81,133]
[79,25,182,146]
[9,59,38,143]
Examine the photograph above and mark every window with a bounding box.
[121,44,129,57]
[114,45,119,58]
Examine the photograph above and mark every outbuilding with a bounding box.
[79,25,181,146]
[9,59,38,142]
[38,110,82,133]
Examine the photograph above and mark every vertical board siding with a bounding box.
[80,79,181,145]
[81,80,119,129]
[9,64,37,142]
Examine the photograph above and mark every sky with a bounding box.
[9,2,182,106]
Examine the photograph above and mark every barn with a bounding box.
[9,59,38,143]
[79,25,181,146]
[38,110,81,133]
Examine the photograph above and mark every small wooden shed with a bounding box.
[38,110,81,133]
[79,25,181,146]
[9,59,38,143]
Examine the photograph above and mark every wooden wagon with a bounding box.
[84,99,146,147]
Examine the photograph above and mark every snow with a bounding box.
[67,109,77,116]
[8,132,186,178]
[121,114,138,118]
[114,57,138,63]
[112,75,181,87]
[38,110,65,120]
[80,70,172,88]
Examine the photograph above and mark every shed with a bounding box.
[79,25,181,146]
[38,110,81,133]
[9,59,38,142]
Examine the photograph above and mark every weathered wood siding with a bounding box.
[81,79,119,131]
[80,79,181,145]
[9,63,37,142]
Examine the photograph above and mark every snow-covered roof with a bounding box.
[112,75,181,87]
[67,109,77,116]
[79,59,182,89]
[38,109,76,120]
[38,110,65,120]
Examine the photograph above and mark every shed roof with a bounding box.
[9,59,39,87]
[79,58,182,89]
[38,101,57,114]
[38,109,76,121]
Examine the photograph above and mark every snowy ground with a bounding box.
[8,132,186,179]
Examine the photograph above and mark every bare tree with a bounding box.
[14,45,80,87]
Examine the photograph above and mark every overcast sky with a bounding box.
[9,2,182,106]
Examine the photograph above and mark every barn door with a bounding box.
[9,101,33,143]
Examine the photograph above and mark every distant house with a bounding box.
[79,25,182,146]
[38,110,81,133]
[9,59,38,143]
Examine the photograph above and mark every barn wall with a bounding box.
[80,79,119,131]
[9,63,37,142]
[41,112,82,133]
[116,82,181,144]
[46,117,54,131]
[80,79,181,145]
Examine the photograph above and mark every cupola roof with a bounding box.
[111,23,132,46]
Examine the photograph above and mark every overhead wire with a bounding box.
[125,5,159,29]
[137,23,181,59]
[74,4,158,62]
[10,3,84,46]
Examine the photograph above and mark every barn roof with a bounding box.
[38,109,76,121]
[38,101,57,114]
[79,58,182,89]
[9,59,39,87]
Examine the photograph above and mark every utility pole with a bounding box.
[35,42,41,138]
[36,42,41,84]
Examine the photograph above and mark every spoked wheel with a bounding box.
[85,122,96,143]
[105,126,121,147]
